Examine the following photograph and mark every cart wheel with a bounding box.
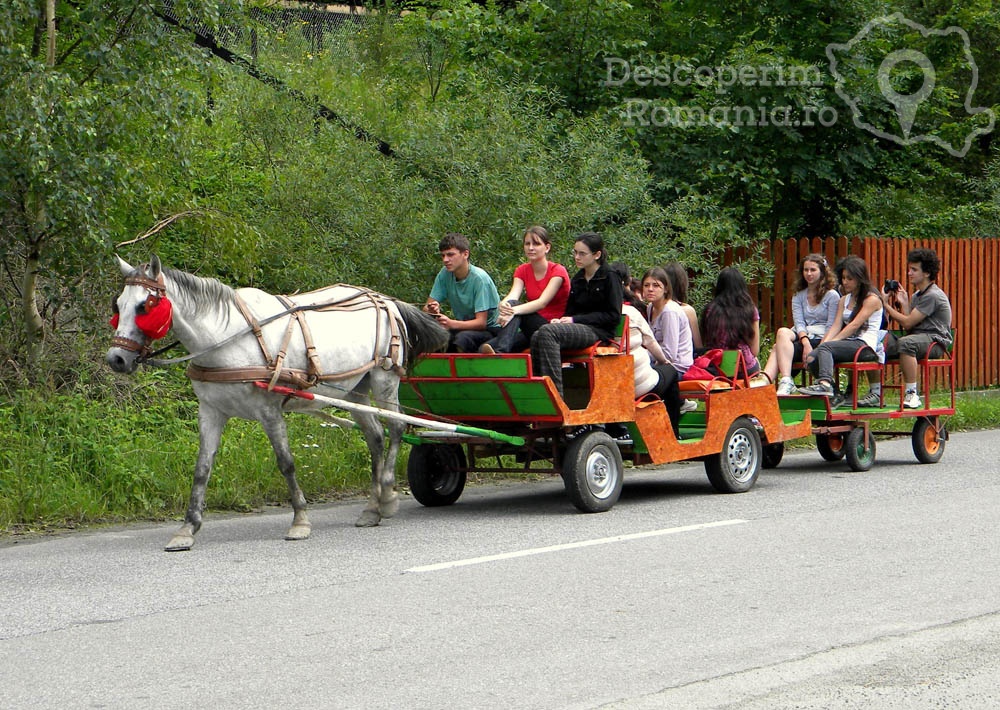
[705,417,761,493]
[562,430,623,513]
[844,427,875,472]
[762,442,784,469]
[912,417,946,464]
[816,433,846,462]
[406,443,467,507]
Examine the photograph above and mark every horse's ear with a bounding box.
[116,255,134,276]
[149,254,162,279]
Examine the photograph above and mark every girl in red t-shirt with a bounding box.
[479,226,571,354]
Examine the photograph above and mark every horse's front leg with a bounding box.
[166,406,227,551]
[260,409,310,541]
[353,410,387,527]
[378,417,405,519]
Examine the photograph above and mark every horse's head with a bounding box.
[106,255,173,374]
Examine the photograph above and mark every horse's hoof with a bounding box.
[165,534,194,551]
[355,510,381,527]
[284,524,311,541]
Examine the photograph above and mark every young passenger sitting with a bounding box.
[701,267,761,376]
[879,248,953,409]
[608,263,682,436]
[480,226,570,354]
[529,232,622,398]
[799,256,883,402]
[762,254,840,396]
[424,232,501,353]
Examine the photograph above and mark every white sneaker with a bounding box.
[776,378,796,396]
[903,391,922,409]
[680,399,698,413]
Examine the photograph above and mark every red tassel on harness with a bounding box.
[110,297,173,340]
[135,296,173,340]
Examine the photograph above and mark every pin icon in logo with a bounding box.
[877,49,936,139]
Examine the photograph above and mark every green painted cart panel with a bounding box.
[504,381,561,416]
[454,357,531,378]
[410,358,453,377]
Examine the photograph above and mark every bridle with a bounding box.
[110,270,171,360]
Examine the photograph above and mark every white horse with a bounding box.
[106,255,449,550]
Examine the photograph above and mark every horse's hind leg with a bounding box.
[166,406,227,552]
[353,409,390,527]
[260,409,311,541]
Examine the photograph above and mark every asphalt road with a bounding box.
[2,428,999,709]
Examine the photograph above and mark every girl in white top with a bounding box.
[763,254,840,395]
[607,262,684,437]
[798,256,883,398]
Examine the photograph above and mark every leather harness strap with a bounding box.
[186,286,407,389]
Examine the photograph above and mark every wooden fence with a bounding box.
[729,237,1000,390]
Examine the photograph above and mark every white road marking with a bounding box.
[405,519,748,573]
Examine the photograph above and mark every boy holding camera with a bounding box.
[880,248,953,409]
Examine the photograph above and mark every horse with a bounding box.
[106,255,449,550]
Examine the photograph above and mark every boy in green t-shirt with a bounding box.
[424,232,501,352]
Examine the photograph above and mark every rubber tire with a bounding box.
[562,430,624,513]
[844,427,876,472]
[912,417,946,464]
[406,443,467,507]
[762,442,784,469]
[705,417,762,493]
[816,433,847,462]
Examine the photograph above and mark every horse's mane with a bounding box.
[163,267,238,324]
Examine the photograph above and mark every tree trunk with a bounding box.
[22,244,45,365]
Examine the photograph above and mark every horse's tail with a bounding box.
[396,301,450,365]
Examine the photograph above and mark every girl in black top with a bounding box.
[529,232,623,396]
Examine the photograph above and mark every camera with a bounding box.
[884,279,901,293]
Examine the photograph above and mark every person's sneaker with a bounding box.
[856,390,882,408]
[903,391,923,409]
[679,399,698,414]
[478,343,496,355]
[830,394,847,409]
[798,381,834,396]
[776,378,797,396]
[566,424,604,440]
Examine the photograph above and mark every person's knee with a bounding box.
[896,334,925,358]
[531,325,556,349]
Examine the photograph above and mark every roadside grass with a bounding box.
[2,384,997,535]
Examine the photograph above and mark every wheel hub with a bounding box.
[586,449,615,499]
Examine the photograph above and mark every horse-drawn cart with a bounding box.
[397,348,812,513]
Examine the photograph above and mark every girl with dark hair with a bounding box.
[701,267,761,375]
[479,226,570,354]
[762,253,840,395]
[641,267,694,375]
[798,256,883,399]
[529,232,623,397]
[607,264,683,436]
[607,262,645,311]
[662,262,702,350]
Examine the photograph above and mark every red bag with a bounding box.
[682,348,724,381]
